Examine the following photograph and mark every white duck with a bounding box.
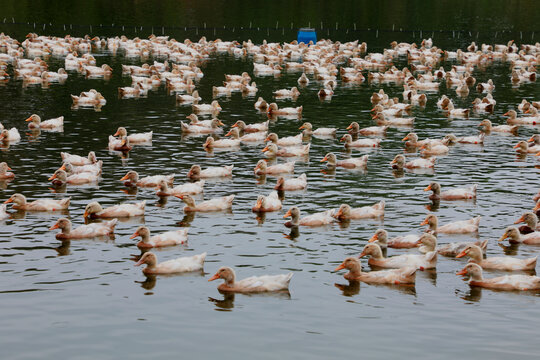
[135,252,206,275]
[49,218,117,240]
[208,266,293,293]
[130,226,189,248]
[156,179,205,197]
[274,173,307,191]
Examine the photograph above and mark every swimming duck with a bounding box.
[0,162,15,179]
[457,263,540,291]
[528,134,540,145]
[176,90,201,104]
[368,229,420,249]
[130,226,189,248]
[420,142,449,156]
[334,201,385,220]
[299,122,336,136]
[334,257,417,285]
[320,153,368,169]
[390,154,436,169]
[477,119,518,134]
[252,191,282,212]
[0,128,21,142]
[253,160,295,175]
[421,214,481,234]
[514,212,540,234]
[354,124,388,136]
[109,136,132,152]
[266,103,303,116]
[262,143,310,157]
[297,73,309,85]
[181,119,224,134]
[113,127,153,143]
[187,164,233,179]
[4,193,70,211]
[231,120,269,133]
[402,133,439,147]
[49,218,117,240]
[423,239,488,257]
[373,113,414,126]
[83,200,146,218]
[192,100,221,114]
[424,182,477,200]
[283,206,336,227]
[254,97,269,112]
[499,227,540,245]
[49,169,99,185]
[225,128,267,142]
[359,242,437,270]
[174,194,234,212]
[25,114,63,129]
[265,133,303,146]
[340,134,381,148]
[59,162,102,176]
[504,110,538,125]
[471,98,494,113]
[208,266,293,293]
[273,87,300,98]
[274,173,307,191]
[120,170,174,188]
[203,135,241,149]
[457,133,485,145]
[135,252,206,275]
[156,179,205,197]
[60,151,97,166]
[514,140,540,154]
[456,244,536,271]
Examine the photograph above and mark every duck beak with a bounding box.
[368,234,378,242]
[320,155,328,162]
[503,111,509,116]
[283,209,292,218]
[527,137,534,142]
[525,109,530,114]
[48,174,57,181]
[419,145,426,150]
[346,124,353,130]
[298,125,305,130]
[113,130,120,136]
[358,251,366,258]
[402,136,409,141]
[218,120,225,126]
[129,231,139,239]
[4,198,13,204]
[456,268,468,276]
[25,117,33,122]
[134,258,145,267]
[420,218,429,226]
[334,263,346,271]
[534,203,540,212]
[49,223,60,230]
[456,250,467,258]
[339,136,346,142]
[264,136,271,142]
[536,152,540,156]
[424,184,432,191]
[261,146,269,153]
[208,273,220,281]
[231,123,238,128]
[120,174,130,181]
[512,143,520,149]
[335,209,343,218]
[59,164,66,171]
[390,158,397,164]
[514,215,525,224]
[498,233,508,242]
[83,210,89,218]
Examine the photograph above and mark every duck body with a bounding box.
[187,165,233,179]
[422,214,481,234]
[132,227,189,248]
[274,173,307,191]
[51,218,117,240]
[4,194,70,211]
[209,267,293,293]
[136,252,206,275]
[123,174,175,188]
[254,160,295,175]
[252,191,282,212]
[156,180,205,196]
[177,194,235,212]
[334,201,385,220]
[362,246,437,270]
[335,257,416,285]
[458,263,540,290]
[0,128,21,142]
[26,115,64,130]
[265,133,303,147]
[84,201,146,218]
[60,151,96,166]
[425,182,477,200]
[369,230,420,249]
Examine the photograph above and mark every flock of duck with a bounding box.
[1,32,540,293]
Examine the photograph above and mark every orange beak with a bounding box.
[358,251,366,258]
[320,155,328,162]
[390,158,397,164]
[512,143,519,149]
[49,223,60,230]
[368,233,378,242]
[503,111,509,116]
[419,145,426,150]
[498,233,508,242]
[424,184,432,191]
[402,136,409,141]
[456,250,468,258]
[262,146,269,153]
[113,130,120,136]
[120,174,129,181]
[218,120,225,126]
[525,109,530,114]
[420,218,429,226]
[231,123,238,128]
[334,263,346,271]
[456,268,468,276]
[48,174,57,181]
[129,231,139,239]
[335,209,343,218]
[514,215,525,224]
[83,210,89,218]
[527,137,534,143]
[346,124,353,130]
[536,152,540,156]
[4,198,13,204]
[264,136,271,142]
[298,125,305,130]
[175,195,185,200]
[59,164,66,171]
[208,273,220,281]
[25,116,33,122]
[283,209,292,218]
[6,165,12,171]
[339,136,346,142]
[533,202,540,212]
[225,130,232,136]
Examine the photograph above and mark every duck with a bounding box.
[58,162,102,176]
[84,64,113,77]
[477,119,518,134]
[318,86,334,99]
[424,182,477,200]
[187,164,233,179]
[203,135,241,149]
[457,263,540,291]
[262,143,310,157]
[0,162,15,179]
[49,218,117,240]
[265,133,303,146]
[334,257,417,285]
[297,73,309,85]
[109,136,132,152]
[334,201,385,220]
[368,229,420,249]
[174,194,234,212]
[186,114,221,128]
[254,97,269,112]
[130,226,189,248]
[113,127,153,143]
[514,140,540,154]
[241,82,258,95]
[273,87,300,98]
[71,93,106,107]
[25,114,64,129]
[456,244,536,271]
[426,239,488,257]
[299,122,336,136]
[402,133,437,147]
[499,227,540,245]
[253,160,295,175]
[320,153,368,169]
[504,110,538,125]
[208,266,293,293]
[266,103,303,116]
[60,151,97,166]
[457,133,485,144]
[421,214,481,234]
[420,142,449,156]
[359,242,437,270]
[4,193,70,211]
[49,169,99,185]
[225,128,267,143]
[176,90,201,104]
[390,154,436,169]
[373,113,414,126]
[192,100,222,114]
[156,179,205,197]
[231,120,269,133]
[354,124,388,136]
[340,134,381,148]
[274,173,307,191]
[0,128,21,142]
[283,206,336,227]
[135,252,206,275]
[528,134,540,145]
[514,212,540,234]
[252,191,282,212]
[83,200,146,219]
[120,170,174,188]
[118,83,146,98]
[181,119,224,134]
[471,98,494,113]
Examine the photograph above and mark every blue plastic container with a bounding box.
[297,28,317,45]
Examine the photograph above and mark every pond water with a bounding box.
[1,33,539,359]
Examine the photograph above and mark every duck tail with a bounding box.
[60,197,71,207]
[108,218,118,231]
[138,200,147,209]
[374,200,385,211]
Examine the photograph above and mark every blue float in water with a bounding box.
[297,28,317,45]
